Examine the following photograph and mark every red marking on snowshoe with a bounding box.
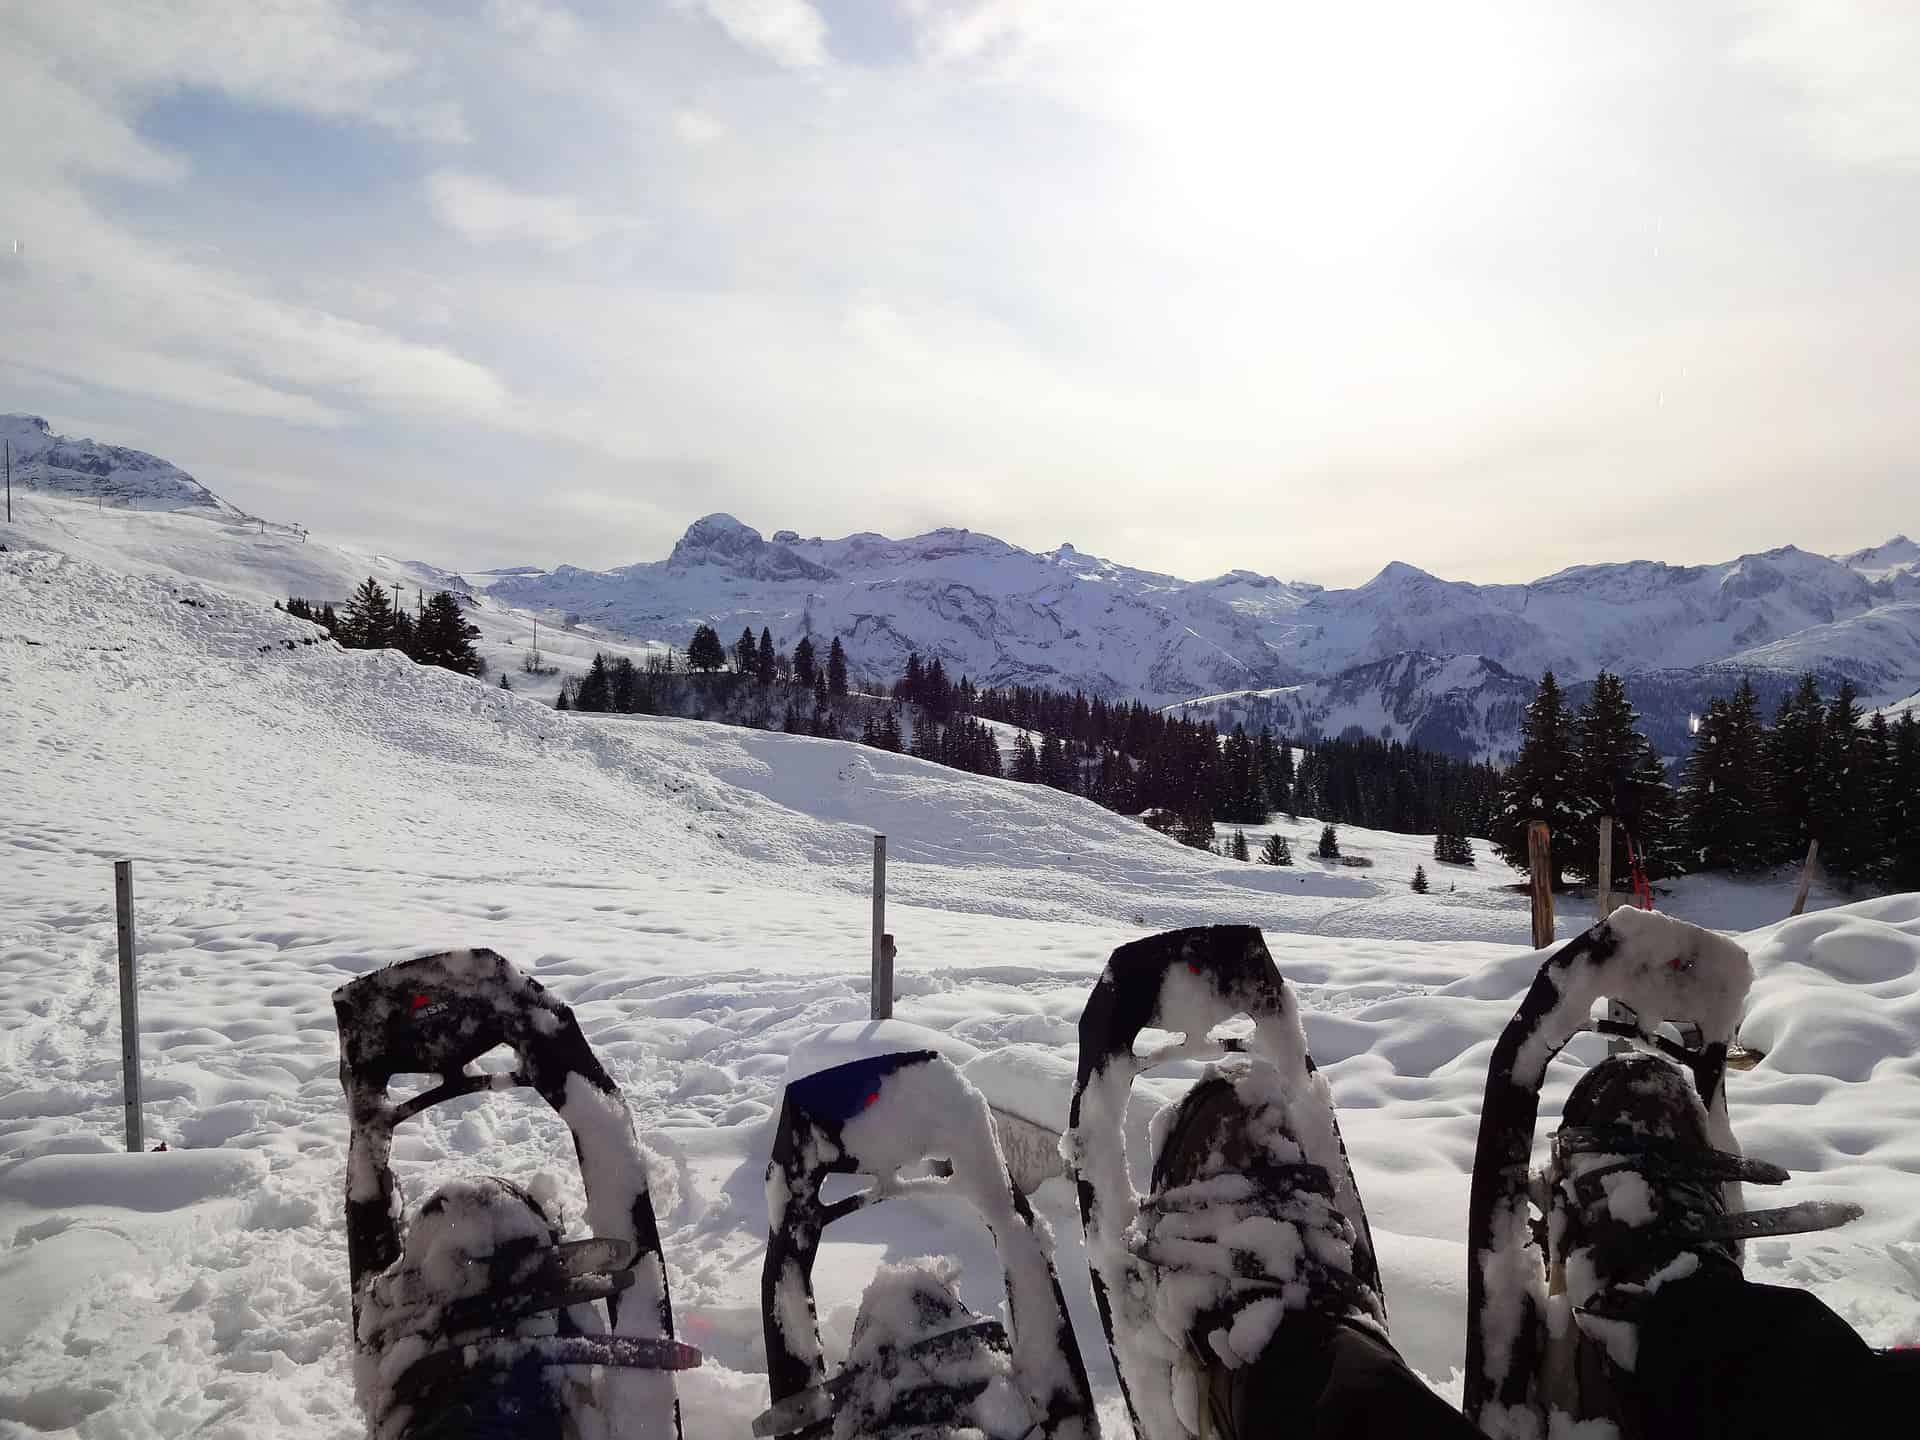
[410,993,430,1011]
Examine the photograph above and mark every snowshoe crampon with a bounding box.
[335,949,697,1440]
[1464,909,1862,1439]
[756,1044,1097,1440]
[1064,925,1385,1440]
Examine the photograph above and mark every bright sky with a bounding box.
[2,1,1915,586]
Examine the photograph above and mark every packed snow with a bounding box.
[4,504,1919,1439]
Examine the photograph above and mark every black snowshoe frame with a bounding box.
[334,949,696,1438]
[1066,925,1382,1440]
[1462,912,1860,1437]
[758,1047,1097,1440]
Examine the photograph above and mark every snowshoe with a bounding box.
[1463,911,1861,1439]
[335,949,698,1440]
[1064,925,1386,1440]
[756,1044,1097,1440]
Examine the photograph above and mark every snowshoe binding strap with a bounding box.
[1130,1163,1377,1325]
[1553,1124,1862,1281]
[755,1318,1019,1440]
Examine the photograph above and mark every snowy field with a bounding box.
[3,509,1919,1439]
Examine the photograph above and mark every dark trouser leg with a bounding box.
[1635,1271,1915,1440]
[1234,1318,1482,1439]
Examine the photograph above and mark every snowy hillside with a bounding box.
[4,512,1918,1439]
[1165,654,1534,760]
[0,485,663,710]
[2,414,242,517]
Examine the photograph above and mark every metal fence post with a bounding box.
[114,861,145,1152]
[871,835,890,1020]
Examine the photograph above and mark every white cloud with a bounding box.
[424,169,638,251]
[687,0,829,69]
[672,107,728,145]
[0,5,520,436]
[1732,0,1920,167]
[487,0,581,57]
[15,0,468,142]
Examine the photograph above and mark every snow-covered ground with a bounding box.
[3,509,1918,1439]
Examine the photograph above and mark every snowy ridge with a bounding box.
[1,413,242,517]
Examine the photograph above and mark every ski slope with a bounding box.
[3,516,1919,1439]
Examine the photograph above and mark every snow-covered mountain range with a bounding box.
[475,510,1918,758]
[6,413,1914,760]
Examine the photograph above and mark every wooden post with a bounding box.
[1527,821,1555,950]
[1788,839,1820,918]
[114,861,145,1152]
[871,835,890,1020]
[1596,816,1613,918]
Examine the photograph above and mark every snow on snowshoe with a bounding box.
[335,948,698,1440]
[1463,910,1861,1440]
[756,1044,1097,1440]
[1064,925,1386,1440]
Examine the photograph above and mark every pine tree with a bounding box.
[1569,673,1676,882]
[1229,829,1250,861]
[1316,824,1340,859]
[756,628,776,685]
[574,653,612,712]
[1260,833,1293,866]
[1411,864,1429,894]
[1274,742,1298,817]
[735,628,757,674]
[342,576,398,650]
[609,657,639,712]
[1012,731,1040,783]
[1682,688,1770,873]
[1494,671,1583,885]
[498,673,512,690]
[1434,824,1475,865]
[1219,726,1267,823]
[687,624,726,674]
[1039,732,1073,790]
[1176,809,1216,851]
[880,708,904,753]
[827,637,849,697]
[555,686,571,711]
[910,715,941,761]
[1765,674,1825,863]
[1812,679,1870,881]
[1859,710,1894,884]
[793,636,817,687]
[391,607,419,660]
[416,591,482,675]
[1886,711,1920,890]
